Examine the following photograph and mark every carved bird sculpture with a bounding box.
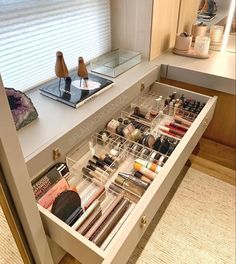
[55,51,69,90]
[77,56,88,87]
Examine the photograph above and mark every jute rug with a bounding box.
[0,167,235,264]
[128,167,236,264]
[0,206,23,263]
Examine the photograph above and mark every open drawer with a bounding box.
[37,82,217,264]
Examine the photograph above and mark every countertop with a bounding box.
[18,49,235,163]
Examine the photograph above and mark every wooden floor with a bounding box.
[59,138,236,264]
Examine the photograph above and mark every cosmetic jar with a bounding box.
[191,23,207,40]
[130,129,142,142]
[175,34,192,51]
[210,25,224,43]
[98,130,110,143]
[106,119,120,134]
[153,136,162,151]
[142,134,155,148]
[122,123,135,138]
[194,36,210,56]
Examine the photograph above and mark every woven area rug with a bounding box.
[0,167,235,264]
[128,167,236,264]
[0,207,23,264]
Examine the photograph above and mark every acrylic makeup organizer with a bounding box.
[35,83,206,252]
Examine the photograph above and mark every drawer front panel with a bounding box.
[38,81,216,264]
[39,206,105,264]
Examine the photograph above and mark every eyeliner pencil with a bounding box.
[84,186,105,210]
[100,203,135,250]
[84,195,123,240]
[92,199,130,246]
[78,207,102,235]
[72,199,100,230]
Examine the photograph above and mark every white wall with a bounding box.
[111,0,153,59]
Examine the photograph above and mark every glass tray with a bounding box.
[90,49,141,78]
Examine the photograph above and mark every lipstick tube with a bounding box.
[92,156,114,173]
[133,171,152,184]
[133,163,158,181]
[109,183,139,203]
[165,124,186,137]
[159,125,185,138]
[114,176,145,197]
[135,159,162,173]
[169,122,188,132]
[82,168,103,184]
[86,165,108,180]
[174,115,192,127]
[118,173,150,190]
[88,160,110,177]
[100,154,119,169]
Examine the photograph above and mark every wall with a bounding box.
[110,0,153,59]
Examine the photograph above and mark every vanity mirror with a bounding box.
[195,0,236,52]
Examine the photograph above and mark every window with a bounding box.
[0,0,111,92]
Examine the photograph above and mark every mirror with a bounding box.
[194,0,235,53]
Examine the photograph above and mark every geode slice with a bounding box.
[5,87,38,130]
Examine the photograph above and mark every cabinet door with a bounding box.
[149,0,181,60]
[0,76,53,264]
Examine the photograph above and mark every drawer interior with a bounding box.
[34,81,216,263]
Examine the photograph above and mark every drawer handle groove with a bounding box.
[140,215,147,227]
[203,117,209,127]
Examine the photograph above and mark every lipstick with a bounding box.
[86,165,108,181]
[168,122,188,132]
[88,160,109,176]
[159,125,185,138]
[133,163,158,181]
[118,173,150,190]
[135,159,162,173]
[174,116,192,127]
[92,156,114,173]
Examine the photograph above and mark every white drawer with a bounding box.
[38,81,217,264]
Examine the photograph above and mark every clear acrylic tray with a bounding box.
[90,49,141,78]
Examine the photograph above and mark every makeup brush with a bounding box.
[55,51,69,90]
[77,56,88,87]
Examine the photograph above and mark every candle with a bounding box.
[194,36,210,56]
[210,25,224,43]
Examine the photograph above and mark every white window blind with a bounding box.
[0,0,111,92]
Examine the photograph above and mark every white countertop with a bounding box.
[18,49,236,162]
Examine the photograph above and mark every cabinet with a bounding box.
[1,68,217,263]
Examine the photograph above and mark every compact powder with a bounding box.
[143,134,155,148]
[106,119,120,134]
[116,124,125,136]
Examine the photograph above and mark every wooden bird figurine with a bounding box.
[55,51,69,89]
[77,56,88,87]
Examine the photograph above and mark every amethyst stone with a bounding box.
[5,87,38,130]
